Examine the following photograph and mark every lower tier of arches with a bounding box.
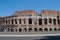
[0,27,60,32]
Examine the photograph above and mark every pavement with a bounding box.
[0,31,60,36]
[0,31,60,40]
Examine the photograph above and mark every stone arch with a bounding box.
[19,28,22,32]
[28,28,32,32]
[44,28,48,31]
[29,18,32,24]
[39,19,42,25]
[11,28,14,32]
[39,28,43,31]
[58,28,60,31]
[34,28,38,32]
[49,18,52,24]
[19,18,21,24]
[8,28,10,32]
[57,19,60,25]
[49,28,52,31]
[24,28,27,32]
[54,28,57,31]
[53,19,56,25]
[44,18,47,25]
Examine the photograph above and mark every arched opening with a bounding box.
[24,28,27,32]
[39,19,42,25]
[53,19,56,25]
[57,16,59,19]
[58,28,60,31]
[28,28,32,32]
[11,28,14,32]
[34,28,38,32]
[19,28,22,32]
[54,28,57,31]
[57,19,60,25]
[19,19,21,24]
[5,20,7,25]
[29,18,32,24]
[44,28,48,31]
[49,18,52,24]
[8,28,10,32]
[15,19,17,24]
[39,28,43,32]
[44,18,47,25]
[49,28,52,31]
[11,19,14,24]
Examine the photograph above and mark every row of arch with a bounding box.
[0,28,60,32]
[44,18,60,25]
[27,18,60,25]
[5,18,60,25]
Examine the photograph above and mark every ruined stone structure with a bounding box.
[0,10,60,32]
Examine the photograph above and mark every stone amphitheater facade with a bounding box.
[0,9,60,32]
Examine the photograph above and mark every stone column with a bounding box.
[27,18,29,25]
[48,28,49,32]
[21,18,23,25]
[32,15,34,25]
[47,19,49,25]
[52,19,53,25]
[56,19,58,25]
[43,28,44,32]
[17,19,19,25]
[10,19,12,24]
[37,18,39,25]
[13,19,15,24]
[5,20,7,25]
[25,18,27,25]
[22,18,24,25]
[42,19,44,25]
[32,18,34,25]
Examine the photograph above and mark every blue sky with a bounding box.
[0,0,60,17]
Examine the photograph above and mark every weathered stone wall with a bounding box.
[0,10,60,32]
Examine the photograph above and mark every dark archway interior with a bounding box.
[8,28,10,31]
[49,18,52,24]
[29,18,32,24]
[28,28,32,31]
[54,28,57,31]
[53,19,56,25]
[58,28,60,31]
[39,19,42,25]
[49,28,52,31]
[39,28,43,31]
[44,28,48,31]
[11,28,14,32]
[57,19,60,25]
[34,28,37,31]
[19,28,22,32]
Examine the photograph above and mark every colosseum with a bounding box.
[0,9,60,32]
